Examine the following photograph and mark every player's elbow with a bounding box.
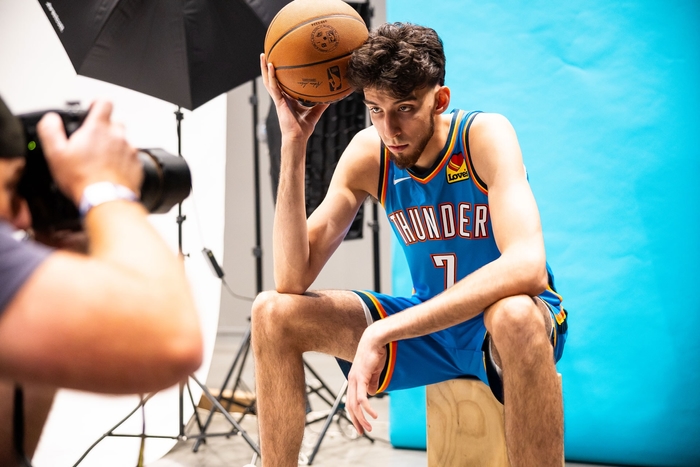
[521,255,549,297]
[274,281,308,295]
[274,271,311,295]
[528,265,549,297]
[507,247,548,296]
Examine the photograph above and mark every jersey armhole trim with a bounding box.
[378,143,390,206]
[463,111,489,195]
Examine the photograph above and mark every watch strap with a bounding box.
[78,182,138,218]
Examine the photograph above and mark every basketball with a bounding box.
[264,0,369,105]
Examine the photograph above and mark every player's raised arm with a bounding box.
[296,128,380,291]
[260,54,327,293]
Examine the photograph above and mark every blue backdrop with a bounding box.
[386,1,700,466]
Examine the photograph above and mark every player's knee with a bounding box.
[251,291,279,339]
[486,295,546,350]
[251,291,298,343]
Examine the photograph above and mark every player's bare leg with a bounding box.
[251,290,370,467]
[484,295,563,467]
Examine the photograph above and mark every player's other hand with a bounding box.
[346,325,387,435]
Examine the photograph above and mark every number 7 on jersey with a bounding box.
[431,254,457,290]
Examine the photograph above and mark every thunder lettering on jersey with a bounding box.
[378,110,563,308]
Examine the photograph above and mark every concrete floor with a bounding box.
[147,333,620,467]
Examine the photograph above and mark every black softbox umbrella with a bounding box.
[39,0,291,110]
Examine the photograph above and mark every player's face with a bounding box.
[0,157,31,230]
[364,85,440,169]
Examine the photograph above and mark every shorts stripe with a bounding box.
[355,290,396,393]
[378,341,397,393]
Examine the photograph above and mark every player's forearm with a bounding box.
[273,140,314,293]
[373,247,548,344]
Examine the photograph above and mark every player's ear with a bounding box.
[434,86,450,114]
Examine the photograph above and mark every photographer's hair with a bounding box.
[0,94,25,159]
[347,23,446,99]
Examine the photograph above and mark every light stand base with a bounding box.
[71,375,259,466]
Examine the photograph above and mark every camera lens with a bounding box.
[138,149,192,214]
[17,109,192,231]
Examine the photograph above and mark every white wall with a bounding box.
[0,1,226,465]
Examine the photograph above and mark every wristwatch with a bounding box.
[78,182,138,218]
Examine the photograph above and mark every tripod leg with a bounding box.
[303,359,339,408]
[305,380,347,465]
[192,328,252,451]
[189,374,261,456]
[186,381,205,433]
[72,394,156,466]
[178,381,185,439]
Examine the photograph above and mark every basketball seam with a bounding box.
[274,51,354,70]
[278,81,350,100]
[266,14,366,59]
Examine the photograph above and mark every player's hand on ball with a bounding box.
[260,54,328,143]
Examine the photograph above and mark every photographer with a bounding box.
[0,95,203,463]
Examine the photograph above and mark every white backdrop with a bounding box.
[0,1,226,465]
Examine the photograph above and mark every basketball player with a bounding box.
[255,22,568,466]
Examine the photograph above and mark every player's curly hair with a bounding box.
[347,23,446,99]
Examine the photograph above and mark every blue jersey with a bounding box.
[378,110,564,317]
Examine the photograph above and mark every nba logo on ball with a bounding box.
[327,66,341,91]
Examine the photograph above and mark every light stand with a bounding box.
[72,107,260,465]
[189,79,263,453]
[176,105,260,455]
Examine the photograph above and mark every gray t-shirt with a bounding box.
[0,221,52,313]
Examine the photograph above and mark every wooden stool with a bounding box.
[427,376,564,467]
[426,378,509,467]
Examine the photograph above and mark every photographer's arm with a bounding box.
[0,101,202,394]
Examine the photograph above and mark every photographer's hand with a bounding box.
[36,100,143,205]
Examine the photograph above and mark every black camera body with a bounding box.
[18,108,192,231]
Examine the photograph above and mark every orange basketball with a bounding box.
[264,0,369,105]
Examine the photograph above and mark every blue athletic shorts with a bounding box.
[336,289,568,404]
